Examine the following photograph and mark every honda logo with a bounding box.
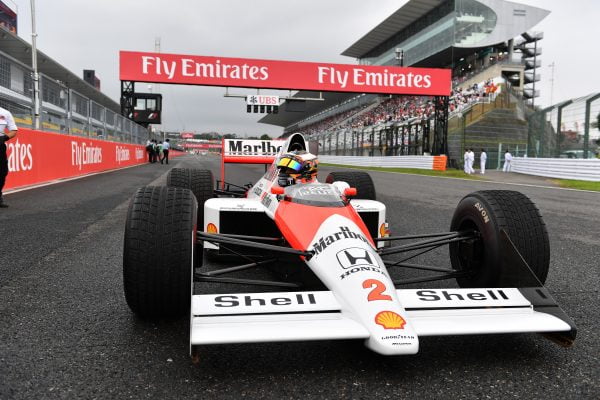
[336,247,376,269]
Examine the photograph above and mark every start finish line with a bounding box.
[119,51,451,96]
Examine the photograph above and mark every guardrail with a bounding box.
[320,155,447,171]
[512,157,600,182]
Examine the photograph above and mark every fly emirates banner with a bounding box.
[120,51,452,96]
[4,129,150,191]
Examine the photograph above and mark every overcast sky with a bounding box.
[6,0,600,136]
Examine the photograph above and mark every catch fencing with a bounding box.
[0,50,148,144]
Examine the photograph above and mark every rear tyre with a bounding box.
[325,171,376,200]
[167,168,213,268]
[123,186,198,319]
[167,168,214,228]
[449,190,550,287]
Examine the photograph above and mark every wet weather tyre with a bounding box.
[325,171,376,200]
[449,190,550,288]
[123,186,198,319]
[167,168,214,228]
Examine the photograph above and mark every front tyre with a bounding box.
[123,186,198,319]
[449,190,550,287]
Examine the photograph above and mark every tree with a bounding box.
[260,134,271,140]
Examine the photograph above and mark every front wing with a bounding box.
[191,287,576,350]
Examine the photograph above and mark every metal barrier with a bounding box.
[320,155,447,171]
[512,158,600,182]
[315,120,434,157]
[0,50,148,144]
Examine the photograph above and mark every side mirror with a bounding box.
[344,187,357,198]
[271,186,285,195]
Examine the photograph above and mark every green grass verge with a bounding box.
[552,179,600,192]
[320,163,483,180]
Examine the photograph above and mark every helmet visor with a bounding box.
[277,157,302,172]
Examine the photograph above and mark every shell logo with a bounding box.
[379,223,389,238]
[375,311,406,329]
[206,223,218,234]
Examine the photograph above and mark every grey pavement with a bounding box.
[470,169,560,186]
[0,155,597,399]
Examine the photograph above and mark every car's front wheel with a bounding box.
[449,190,550,287]
[123,186,197,319]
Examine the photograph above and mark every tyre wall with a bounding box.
[4,128,181,191]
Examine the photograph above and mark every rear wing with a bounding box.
[220,138,285,188]
[220,134,311,189]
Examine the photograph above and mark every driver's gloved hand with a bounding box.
[278,175,295,187]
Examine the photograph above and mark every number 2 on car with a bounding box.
[362,279,392,301]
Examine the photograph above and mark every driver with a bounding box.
[276,151,318,187]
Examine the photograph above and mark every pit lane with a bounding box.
[0,154,597,399]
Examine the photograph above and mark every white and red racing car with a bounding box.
[123,133,576,360]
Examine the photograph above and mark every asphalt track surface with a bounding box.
[0,154,598,399]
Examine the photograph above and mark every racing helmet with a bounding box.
[276,151,318,185]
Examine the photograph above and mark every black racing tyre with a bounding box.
[325,171,376,200]
[449,190,550,287]
[123,186,198,319]
[167,168,214,228]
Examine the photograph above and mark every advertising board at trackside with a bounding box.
[4,128,181,191]
[120,51,452,96]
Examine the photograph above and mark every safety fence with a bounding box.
[512,157,600,182]
[320,155,447,171]
[527,92,600,159]
[0,50,148,144]
[4,128,181,191]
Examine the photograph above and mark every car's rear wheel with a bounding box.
[449,190,550,287]
[167,168,214,228]
[123,186,198,319]
[325,171,376,200]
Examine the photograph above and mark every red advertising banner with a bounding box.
[120,51,451,96]
[183,143,221,149]
[4,129,177,191]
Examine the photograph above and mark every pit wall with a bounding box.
[4,128,178,191]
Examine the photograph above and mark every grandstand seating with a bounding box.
[298,77,500,139]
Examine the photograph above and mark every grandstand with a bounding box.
[259,0,550,167]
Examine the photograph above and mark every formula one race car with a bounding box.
[122,133,576,360]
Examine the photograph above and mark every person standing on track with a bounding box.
[480,148,487,174]
[463,149,470,174]
[146,139,153,163]
[161,138,170,164]
[0,106,18,208]
[503,149,513,172]
[467,148,475,174]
